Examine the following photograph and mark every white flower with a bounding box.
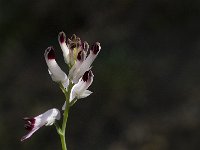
[44,46,69,89]
[70,70,94,100]
[21,108,60,141]
[69,42,101,83]
[58,31,70,64]
[62,70,94,110]
[68,50,86,81]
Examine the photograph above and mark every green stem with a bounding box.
[57,82,74,150]
[59,102,70,150]
[60,132,67,150]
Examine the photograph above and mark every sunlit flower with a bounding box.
[44,46,69,89]
[21,108,60,141]
[62,70,94,110]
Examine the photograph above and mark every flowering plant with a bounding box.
[21,32,101,150]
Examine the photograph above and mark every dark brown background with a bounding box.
[0,0,200,149]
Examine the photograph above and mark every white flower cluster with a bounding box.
[21,32,101,141]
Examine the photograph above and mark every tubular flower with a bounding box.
[62,70,94,110]
[69,42,101,83]
[58,31,70,64]
[68,49,86,82]
[21,108,60,141]
[70,70,94,101]
[44,46,69,89]
[58,33,83,67]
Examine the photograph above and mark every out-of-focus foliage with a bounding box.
[0,0,200,150]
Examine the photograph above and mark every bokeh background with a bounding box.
[0,0,200,149]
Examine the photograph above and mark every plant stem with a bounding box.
[60,102,70,150]
[58,82,73,150]
[60,132,67,150]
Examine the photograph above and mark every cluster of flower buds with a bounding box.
[21,32,101,141]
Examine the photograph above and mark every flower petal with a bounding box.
[58,31,70,64]
[43,108,61,126]
[44,47,69,88]
[68,50,85,81]
[21,108,60,141]
[72,42,100,83]
[70,70,94,101]
[79,90,93,98]
[21,127,40,142]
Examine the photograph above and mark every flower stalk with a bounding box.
[58,82,73,150]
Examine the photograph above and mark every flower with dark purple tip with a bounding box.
[70,70,93,100]
[68,50,86,81]
[69,42,101,83]
[21,108,60,141]
[58,31,70,64]
[62,70,93,110]
[44,46,69,89]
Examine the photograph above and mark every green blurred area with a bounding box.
[0,0,200,150]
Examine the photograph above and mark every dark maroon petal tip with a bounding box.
[82,70,89,82]
[24,124,34,131]
[91,42,100,54]
[82,70,92,82]
[59,32,66,43]
[23,117,35,131]
[46,46,55,60]
[77,51,83,61]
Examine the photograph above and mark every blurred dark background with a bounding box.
[0,0,200,149]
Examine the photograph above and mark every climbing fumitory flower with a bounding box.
[70,70,94,100]
[44,46,69,89]
[68,50,86,82]
[58,31,70,64]
[21,108,60,141]
[69,42,101,83]
[68,41,89,78]
[62,70,94,110]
